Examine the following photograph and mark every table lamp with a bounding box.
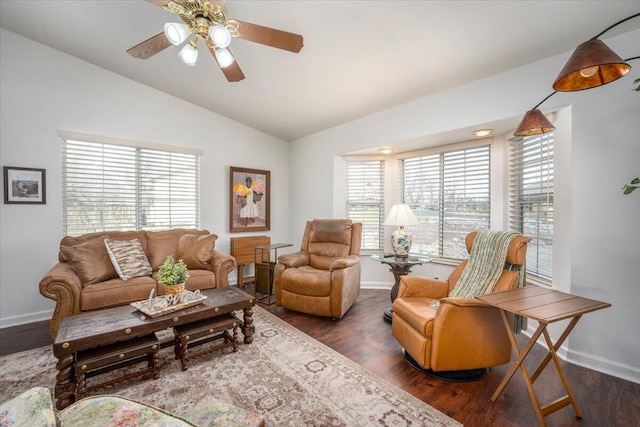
[383,204,419,258]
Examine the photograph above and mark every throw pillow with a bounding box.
[60,237,118,285]
[104,238,152,281]
[178,234,218,269]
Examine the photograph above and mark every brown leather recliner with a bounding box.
[391,231,530,377]
[274,219,362,319]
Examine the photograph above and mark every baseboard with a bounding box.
[521,325,640,385]
[361,281,392,290]
[565,347,640,384]
[0,309,51,329]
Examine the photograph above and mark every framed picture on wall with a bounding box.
[3,166,46,204]
[230,166,270,233]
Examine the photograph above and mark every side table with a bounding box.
[254,243,292,304]
[477,286,610,426]
[230,235,270,287]
[371,254,432,322]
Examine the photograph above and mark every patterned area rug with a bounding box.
[0,306,460,426]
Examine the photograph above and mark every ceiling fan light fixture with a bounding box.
[178,41,198,66]
[209,25,232,48]
[164,22,190,46]
[215,47,235,68]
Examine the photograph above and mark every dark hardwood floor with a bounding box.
[1,287,638,426]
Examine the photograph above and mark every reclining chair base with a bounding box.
[401,349,488,382]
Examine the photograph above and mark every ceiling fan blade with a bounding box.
[235,20,303,53]
[127,32,172,59]
[221,60,245,83]
[208,45,245,82]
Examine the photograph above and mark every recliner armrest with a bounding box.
[439,297,493,308]
[397,275,450,299]
[277,251,309,268]
[329,255,360,271]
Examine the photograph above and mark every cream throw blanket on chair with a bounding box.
[449,230,520,298]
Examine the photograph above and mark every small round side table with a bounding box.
[371,254,432,322]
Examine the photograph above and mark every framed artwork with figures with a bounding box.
[229,166,270,233]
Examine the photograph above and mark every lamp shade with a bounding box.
[553,39,631,91]
[209,25,232,48]
[383,204,419,227]
[214,48,235,68]
[178,42,198,66]
[164,22,190,46]
[514,109,555,137]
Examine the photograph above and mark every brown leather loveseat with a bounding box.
[39,229,235,338]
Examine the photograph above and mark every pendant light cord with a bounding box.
[592,13,640,40]
[530,56,639,110]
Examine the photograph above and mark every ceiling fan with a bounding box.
[127,0,304,82]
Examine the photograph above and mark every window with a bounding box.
[62,136,200,236]
[400,145,490,259]
[509,133,554,280]
[346,159,385,251]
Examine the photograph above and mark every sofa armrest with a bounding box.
[39,263,83,338]
[277,251,309,268]
[397,275,450,299]
[210,250,236,288]
[329,255,360,271]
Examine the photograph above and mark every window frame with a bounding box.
[345,158,385,252]
[398,142,491,260]
[61,132,202,236]
[509,132,554,282]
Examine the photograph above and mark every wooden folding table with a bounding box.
[477,286,610,426]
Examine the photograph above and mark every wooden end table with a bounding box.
[476,286,610,426]
[53,287,255,410]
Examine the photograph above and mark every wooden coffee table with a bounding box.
[52,287,256,410]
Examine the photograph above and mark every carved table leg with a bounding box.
[242,307,255,344]
[384,264,415,323]
[151,351,160,379]
[232,324,239,352]
[179,341,189,371]
[55,353,76,410]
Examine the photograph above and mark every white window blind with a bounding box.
[509,133,554,280]
[62,138,200,236]
[400,145,490,259]
[346,159,385,251]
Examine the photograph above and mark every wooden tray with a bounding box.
[131,291,207,318]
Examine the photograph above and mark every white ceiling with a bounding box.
[1,1,639,142]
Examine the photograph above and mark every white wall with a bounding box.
[289,30,640,383]
[0,29,291,327]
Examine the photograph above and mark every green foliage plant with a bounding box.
[623,177,639,195]
[158,256,189,285]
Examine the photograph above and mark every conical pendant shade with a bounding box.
[553,39,630,91]
[514,109,555,137]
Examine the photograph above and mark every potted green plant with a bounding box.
[158,256,189,295]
